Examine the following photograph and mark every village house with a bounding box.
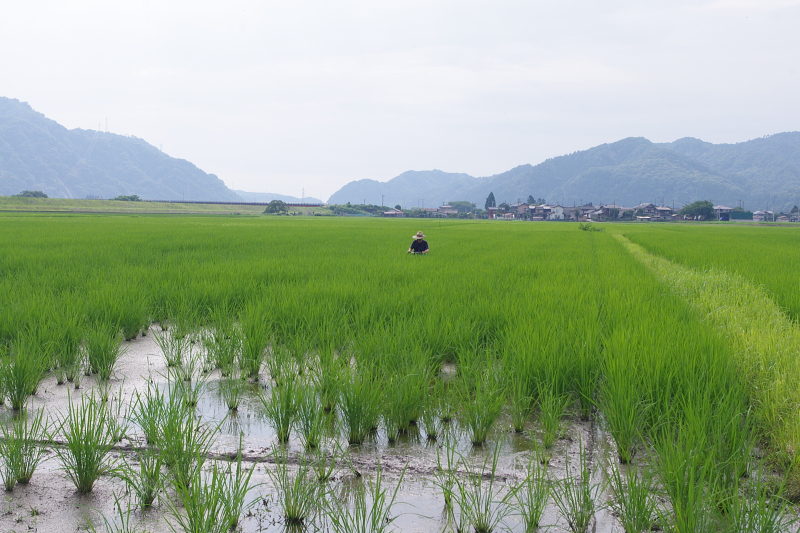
[753,210,774,222]
[437,205,459,216]
[382,208,404,218]
[713,205,734,221]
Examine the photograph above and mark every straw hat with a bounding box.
[412,231,426,240]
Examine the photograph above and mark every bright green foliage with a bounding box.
[52,392,120,493]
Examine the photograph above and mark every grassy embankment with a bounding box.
[0,196,331,215]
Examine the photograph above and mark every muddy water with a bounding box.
[1,330,621,533]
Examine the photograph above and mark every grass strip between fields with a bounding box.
[615,233,800,464]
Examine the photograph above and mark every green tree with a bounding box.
[498,202,511,212]
[792,205,799,214]
[13,190,47,198]
[679,200,716,220]
[394,205,402,210]
[111,194,141,201]
[526,195,535,205]
[449,200,476,213]
[485,192,496,210]
[263,200,289,214]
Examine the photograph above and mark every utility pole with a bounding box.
[381,195,384,207]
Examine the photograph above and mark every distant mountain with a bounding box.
[233,190,323,204]
[329,134,800,211]
[0,97,240,201]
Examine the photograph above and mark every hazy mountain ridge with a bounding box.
[0,97,240,201]
[233,190,323,203]
[330,134,800,210]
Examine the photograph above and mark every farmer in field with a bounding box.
[407,231,429,254]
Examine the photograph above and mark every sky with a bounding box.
[2,0,799,201]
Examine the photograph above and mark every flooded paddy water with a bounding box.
[2,329,623,533]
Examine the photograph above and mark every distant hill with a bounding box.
[328,134,800,211]
[233,190,323,204]
[0,97,240,201]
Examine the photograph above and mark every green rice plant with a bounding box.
[261,376,297,444]
[508,373,535,434]
[512,456,550,533]
[537,383,570,451]
[152,326,191,368]
[420,406,444,441]
[598,337,649,464]
[0,409,49,490]
[84,322,126,381]
[268,449,321,526]
[1,333,50,410]
[113,292,150,341]
[457,356,506,446]
[54,312,84,385]
[552,442,603,533]
[325,463,406,533]
[120,449,163,509]
[572,317,600,421]
[434,434,459,510]
[217,368,248,411]
[311,344,343,413]
[295,380,326,449]
[87,493,146,533]
[241,303,271,378]
[452,443,519,533]
[52,392,120,493]
[605,462,659,533]
[727,471,798,533]
[653,418,717,533]
[311,444,338,482]
[203,321,241,372]
[339,370,382,445]
[265,343,294,385]
[165,452,256,533]
[129,382,167,445]
[159,399,218,490]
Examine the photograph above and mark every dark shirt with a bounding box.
[410,239,429,252]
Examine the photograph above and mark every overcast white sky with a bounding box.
[2,0,799,200]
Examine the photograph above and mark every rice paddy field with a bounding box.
[1,214,799,533]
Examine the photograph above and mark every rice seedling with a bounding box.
[434,434,459,511]
[152,326,191,368]
[203,320,241,372]
[727,471,798,533]
[339,369,382,445]
[537,383,570,451]
[605,462,659,533]
[311,444,339,482]
[120,449,163,509]
[508,374,535,434]
[513,456,551,533]
[241,303,270,378]
[159,399,218,490]
[598,335,649,464]
[129,382,167,445]
[451,443,519,533]
[165,452,256,533]
[552,442,603,533]
[87,493,146,533]
[84,322,126,381]
[295,380,326,449]
[325,463,406,533]
[0,409,49,490]
[261,376,297,444]
[217,368,248,411]
[1,333,49,410]
[52,391,120,493]
[457,354,506,446]
[268,448,322,526]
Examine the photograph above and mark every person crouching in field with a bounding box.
[407,231,429,254]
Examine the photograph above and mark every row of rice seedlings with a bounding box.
[158,394,218,490]
[605,462,659,533]
[457,350,507,446]
[513,457,550,533]
[152,324,193,369]
[0,409,49,490]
